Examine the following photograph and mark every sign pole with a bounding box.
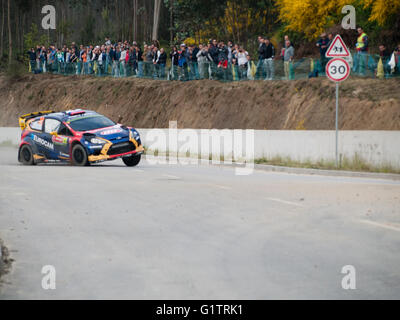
[335,82,339,168]
[325,35,350,169]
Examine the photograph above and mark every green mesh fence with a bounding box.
[29,51,400,81]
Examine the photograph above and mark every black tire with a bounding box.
[123,154,141,167]
[19,144,35,165]
[71,144,89,166]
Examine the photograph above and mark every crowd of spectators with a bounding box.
[26,32,400,81]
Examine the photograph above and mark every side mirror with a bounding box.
[50,131,58,136]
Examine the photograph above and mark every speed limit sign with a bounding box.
[326,58,350,82]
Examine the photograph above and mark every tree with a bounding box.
[7,0,11,65]
[152,0,162,40]
[276,0,400,39]
[1,0,4,57]
[361,0,400,26]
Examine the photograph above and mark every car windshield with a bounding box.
[68,115,115,131]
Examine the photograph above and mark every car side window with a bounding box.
[44,119,61,134]
[29,119,43,131]
[58,123,73,136]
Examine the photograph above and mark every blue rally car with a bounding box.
[18,109,144,166]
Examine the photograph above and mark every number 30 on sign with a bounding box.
[326,58,350,82]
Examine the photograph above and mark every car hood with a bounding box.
[85,125,130,142]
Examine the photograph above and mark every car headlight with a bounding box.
[90,138,106,144]
[131,130,141,141]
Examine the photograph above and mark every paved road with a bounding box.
[0,146,399,299]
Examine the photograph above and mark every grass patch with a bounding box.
[255,155,400,174]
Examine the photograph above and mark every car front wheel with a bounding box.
[71,144,89,166]
[123,154,141,167]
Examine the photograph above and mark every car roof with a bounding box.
[42,110,99,122]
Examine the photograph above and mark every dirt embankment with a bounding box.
[0,74,399,130]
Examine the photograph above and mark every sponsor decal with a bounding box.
[52,136,68,145]
[100,128,122,136]
[33,135,54,150]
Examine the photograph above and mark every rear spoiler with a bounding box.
[19,110,55,130]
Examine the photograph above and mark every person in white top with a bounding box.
[120,46,127,77]
[237,47,248,80]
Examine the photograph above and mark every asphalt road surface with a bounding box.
[0,146,399,299]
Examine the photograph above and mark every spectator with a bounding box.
[264,38,275,80]
[178,44,189,81]
[237,47,248,80]
[209,39,219,78]
[246,54,256,80]
[354,26,369,75]
[112,46,120,77]
[120,46,127,77]
[388,44,400,75]
[27,48,37,73]
[280,35,290,61]
[188,44,200,80]
[128,46,137,76]
[56,48,65,73]
[136,44,143,77]
[227,40,233,63]
[217,41,229,80]
[170,46,179,80]
[39,46,47,73]
[316,32,330,71]
[157,48,167,79]
[283,40,294,80]
[378,44,390,75]
[196,44,208,79]
[257,36,267,79]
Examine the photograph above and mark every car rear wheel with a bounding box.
[123,154,141,167]
[71,144,89,166]
[19,145,35,165]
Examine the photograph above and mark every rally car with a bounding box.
[18,109,144,166]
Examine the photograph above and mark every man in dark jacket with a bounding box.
[256,36,267,79]
[178,44,189,81]
[189,45,200,80]
[157,48,167,79]
[316,32,330,70]
[217,42,229,80]
[264,38,275,80]
[27,48,37,73]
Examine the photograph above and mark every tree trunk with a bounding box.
[169,0,173,45]
[133,0,138,41]
[7,0,11,65]
[152,0,161,41]
[1,0,4,57]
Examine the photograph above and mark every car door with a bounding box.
[55,122,73,160]
[42,118,62,160]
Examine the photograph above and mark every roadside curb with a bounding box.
[253,163,400,181]
[143,155,400,181]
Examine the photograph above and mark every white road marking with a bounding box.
[265,197,305,207]
[213,185,232,190]
[163,174,181,180]
[358,219,400,233]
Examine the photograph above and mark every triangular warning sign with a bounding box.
[326,35,350,58]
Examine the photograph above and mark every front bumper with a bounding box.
[87,137,144,163]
